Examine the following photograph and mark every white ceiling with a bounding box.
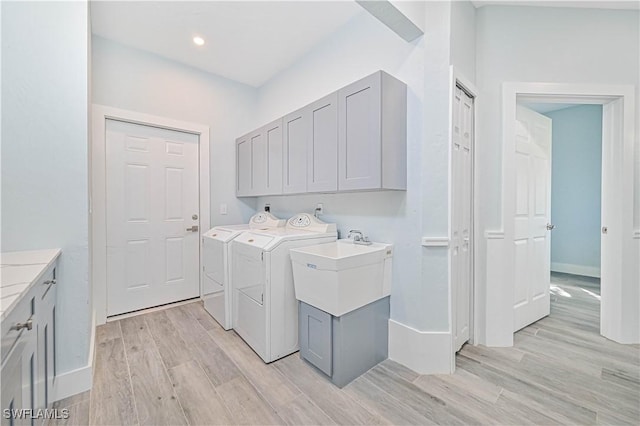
[91,1,363,87]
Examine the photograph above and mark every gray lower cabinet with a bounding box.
[299,297,390,388]
[1,262,58,425]
[1,295,37,426]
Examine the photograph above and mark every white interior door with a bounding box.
[106,119,200,316]
[513,105,552,331]
[452,86,473,352]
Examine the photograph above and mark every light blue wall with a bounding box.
[1,1,90,372]
[545,105,602,276]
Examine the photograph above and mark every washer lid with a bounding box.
[233,231,275,249]
[204,224,248,242]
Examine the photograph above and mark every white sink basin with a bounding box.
[290,239,393,317]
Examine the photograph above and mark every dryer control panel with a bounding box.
[249,212,286,229]
[286,213,337,234]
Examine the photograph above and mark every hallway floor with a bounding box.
[53,274,639,425]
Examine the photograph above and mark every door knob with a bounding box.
[546,223,556,231]
[186,225,199,232]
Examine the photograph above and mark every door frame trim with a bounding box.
[91,105,210,325]
[495,83,637,345]
[448,66,478,365]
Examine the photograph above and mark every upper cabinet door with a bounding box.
[338,72,382,191]
[282,108,309,194]
[250,130,267,196]
[236,136,252,197]
[306,93,338,193]
[264,119,283,195]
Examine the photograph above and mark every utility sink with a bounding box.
[290,239,393,317]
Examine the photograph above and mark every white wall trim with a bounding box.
[551,262,601,278]
[388,319,453,375]
[53,310,96,401]
[496,82,637,345]
[421,237,450,247]
[91,105,211,325]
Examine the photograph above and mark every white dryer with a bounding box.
[231,213,337,363]
[202,212,285,330]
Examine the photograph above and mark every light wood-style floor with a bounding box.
[53,274,639,425]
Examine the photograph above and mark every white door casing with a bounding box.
[487,84,636,347]
[92,105,210,325]
[452,86,474,352]
[105,119,200,316]
[513,105,552,332]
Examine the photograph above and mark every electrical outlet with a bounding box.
[220,204,228,215]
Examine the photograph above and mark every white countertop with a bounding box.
[1,249,61,319]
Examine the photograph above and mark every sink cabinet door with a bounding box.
[299,302,332,376]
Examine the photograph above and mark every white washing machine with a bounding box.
[202,212,285,330]
[231,213,337,363]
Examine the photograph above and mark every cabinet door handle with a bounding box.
[13,318,33,331]
[44,279,56,286]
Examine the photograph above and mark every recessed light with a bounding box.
[193,36,205,46]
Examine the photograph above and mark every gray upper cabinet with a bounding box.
[236,119,283,197]
[338,71,406,191]
[283,109,309,194]
[236,70,406,197]
[236,136,252,197]
[307,93,338,193]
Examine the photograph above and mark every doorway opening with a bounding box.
[495,83,637,346]
[518,101,603,336]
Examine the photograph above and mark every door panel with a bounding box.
[106,119,200,316]
[452,87,474,352]
[513,106,552,331]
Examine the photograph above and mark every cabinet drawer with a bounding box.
[299,302,332,376]
[1,292,35,366]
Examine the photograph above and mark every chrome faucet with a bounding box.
[347,230,372,245]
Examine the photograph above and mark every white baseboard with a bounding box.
[53,310,95,401]
[388,319,453,375]
[551,262,601,278]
